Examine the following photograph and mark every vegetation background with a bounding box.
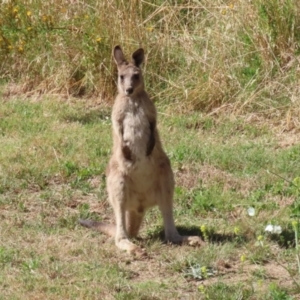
[1,0,299,114]
[1,0,300,299]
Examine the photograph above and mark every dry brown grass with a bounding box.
[1,0,299,116]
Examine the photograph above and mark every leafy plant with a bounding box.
[184,263,216,280]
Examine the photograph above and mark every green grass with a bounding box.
[1,96,300,299]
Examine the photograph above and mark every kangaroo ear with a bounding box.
[132,48,144,67]
[113,45,126,65]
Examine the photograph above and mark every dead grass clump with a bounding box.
[1,0,299,116]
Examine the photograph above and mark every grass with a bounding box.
[1,96,300,299]
[1,0,300,298]
[1,0,300,115]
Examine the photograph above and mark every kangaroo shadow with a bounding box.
[145,225,247,245]
[269,229,295,248]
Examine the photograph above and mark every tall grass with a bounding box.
[1,0,299,113]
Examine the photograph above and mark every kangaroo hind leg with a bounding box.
[157,159,203,246]
[107,174,145,256]
[126,210,145,238]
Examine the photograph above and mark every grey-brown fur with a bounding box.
[79,45,202,255]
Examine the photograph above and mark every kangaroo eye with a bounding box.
[120,75,124,81]
[133,74,139,80]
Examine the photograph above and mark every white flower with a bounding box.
[265,224,282,234]
[265,224,274,232]
[247,207,255,217]
[273,226,282,234]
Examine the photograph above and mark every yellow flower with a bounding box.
[221,9,227,15]
[13,7,19,14]
[201,266,207,275]
[257,280,263,287]
[146,26,154,32]
[240,254,246,262]
[200,224,209,241]
[234,226,240,235]
[27,27,32,31]
[96,37,102,43]
[200,225,207,233]
[84,14,89,19]
[27,11,32,17]
[229,3,234,9]
[292,220,298,230]
[257,235,263,241]
[18,46,24,53]
[198,284,205,293]
[293,177,300,187]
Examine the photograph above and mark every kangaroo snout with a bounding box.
[125,87,133,95]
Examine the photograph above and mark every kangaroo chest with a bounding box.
[122,101,150,149]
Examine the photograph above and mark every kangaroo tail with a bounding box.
[78,219,116,237]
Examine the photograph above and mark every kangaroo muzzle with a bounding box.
[125,87,134,95]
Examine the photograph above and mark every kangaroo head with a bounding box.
[113,45,145,96]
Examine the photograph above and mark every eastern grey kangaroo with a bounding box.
[79,45,202,255]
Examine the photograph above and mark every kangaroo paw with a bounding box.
[182,235,204,246]
[116,238,147,257]
[166,234,204,246]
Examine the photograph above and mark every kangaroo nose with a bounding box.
[125,87,133,95]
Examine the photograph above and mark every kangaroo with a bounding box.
[79,45,202,255]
